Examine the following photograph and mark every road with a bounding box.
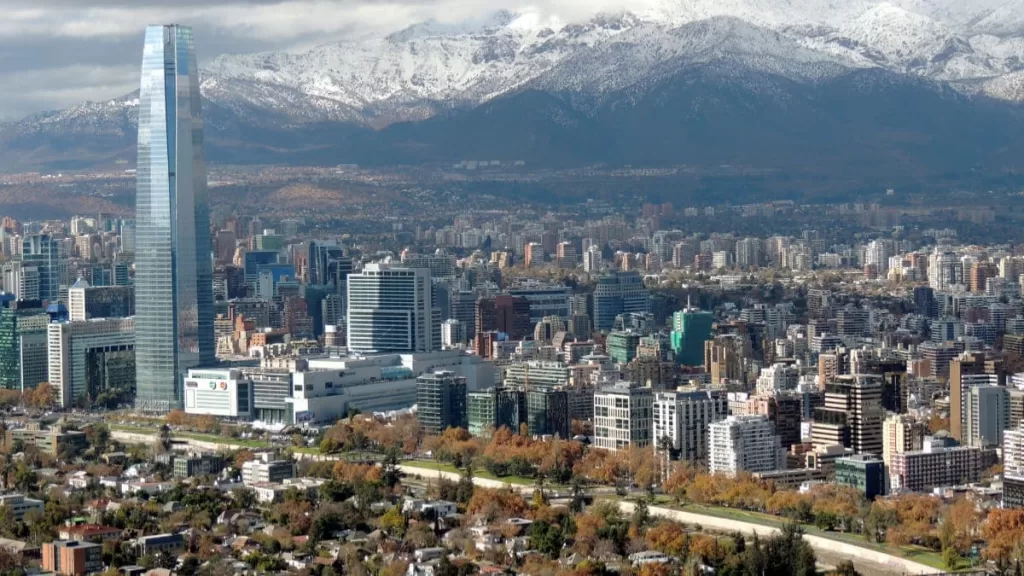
[400,465,937,575]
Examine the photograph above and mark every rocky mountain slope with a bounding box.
[4,0,1024,174]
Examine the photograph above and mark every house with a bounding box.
[57,524,122,543]
[629,551,670,566]
[402,499,457,518]
[132,534,185,556]
[121,481,174,496]
[66,472,92,490]
[414,548,446,563]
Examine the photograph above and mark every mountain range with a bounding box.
[5,0,1024,179]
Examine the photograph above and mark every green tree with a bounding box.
[378,507,406,538]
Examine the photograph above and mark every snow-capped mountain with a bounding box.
[5,0,1024,171]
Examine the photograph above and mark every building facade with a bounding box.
[593,383,653,451]
[347,264,437,354]
[709,415,784,476]
[652,389,728,462]
[134,25,215,412]
[47,318,135,408]
[417,371,468,435]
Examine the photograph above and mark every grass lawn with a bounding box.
[403,459,538,486]
[109,424,157,435]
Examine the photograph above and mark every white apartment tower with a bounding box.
[593,383,653,451]
[709,415,784,476]
[653,390,729,462]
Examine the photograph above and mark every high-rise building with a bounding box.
[48,318,135,408]
[592,271,649,333]
[835,454,886,500]
[607,330,641,365]
[508,284,571,324]
[347,264,436,354]
[134,25,215,412]
[950,352,1003,442]
[1004,428,1024,508]
[812,375,884,455]
[670,304,713,366]
[524,242,543,268]
[709,415,784,476]
[467,387,526,438]
[0,300,48,391]
[67,280,134,321]
[21,234,61,303]
[749,392,803,452]
[593,383,653,451]
[417,371,467,435]
[882,414,925,470]
[556,242,577,268]
[583,245,602,273]
[890,441,983,493]
[2,261,40,301]
[526,388,570,438]
[476,295,532,340]
[965,385,1010,448]
[652,389,728,462]
[441,319,467,349]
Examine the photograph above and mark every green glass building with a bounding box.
[0,301,48,391]
[607,330,641,365]
[835,454,886,500]
[670,306,713,366]
[467,388,527,437]
[527,388,570,438]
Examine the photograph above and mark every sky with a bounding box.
[0,0,661,121]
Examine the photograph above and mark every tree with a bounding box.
[233,450,256,471]
[178,555,200,576]
[25,383,54,409]
[831,560,860,576]
[378,506,406,538]
[155,550,176,570]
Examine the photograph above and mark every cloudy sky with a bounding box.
[0,0,659,120]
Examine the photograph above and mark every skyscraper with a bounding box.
[346,264,436,353]
[134,25,215,412]
[670,302,713,366]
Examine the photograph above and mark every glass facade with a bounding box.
[134,25,214,412]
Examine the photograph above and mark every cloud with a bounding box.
[0,0,662,119]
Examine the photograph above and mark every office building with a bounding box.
[2,261,40,301]
[652,389,728,462]
[42,540,103,576]
[889,441,983,492]
[183,368,253,419]
[524,242,543,268]
[709,415,784,476]
[67,280,134,321]
[417,371,467,435]
[242,453,296,486]
[0,300,48,391]
[0,493,43,521]
[950,353,1003,442]
[749,392,803,451]
[670,304,714,366]
[347,264,436,354]
[172,453,226,478]
[441,319,467,349]
[755,363,799,394]
[812,375,883,455]
[592,271,649,332]
[134,25,215,412]
[583,245,602,273]
[607,330,641,365]
[965,385,1010,448]
[835,454,886,500]
[476,296,532,340]
[22,234,62,303]
[508,284,571,324]
[593,383,653,451]
[526,388,570,438]
[467,387,526,437]
[48,317,135,408]
[556,242,577,268]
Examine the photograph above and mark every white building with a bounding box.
[0,493,43,521]
[593,383,653,451]
[965,384,1009,448]
[184,368,252,419]
[2,262,40,301]
[652,389,728,462]
[242,453,296,486]
[709,415,784,476]
[583,246,602,273]
[441,319,466,349]
[47,317,135,408]
[755,363,800,395]
[346,263,437,354]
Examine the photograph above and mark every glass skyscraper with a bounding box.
[134,25,214,412]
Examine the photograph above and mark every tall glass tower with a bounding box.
[134,25,214,412]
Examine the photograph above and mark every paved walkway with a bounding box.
[401,465,936,575]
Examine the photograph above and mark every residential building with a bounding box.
[812,375,883,455]
[134,25,215,412]
[172,453,226,478]
[889,440,984,492]
[965,384,1010,448]
[417,371,468,435]
[882,414,925,470]
[347,264,437,354]
[133,533,185,557]
[0,493,43,521]
[652,389,728,462]
[1004,427,1024,508]
[4,424,87,457]
[950,352,1003,442]
[709,415,785,476]
[57,524,122,543]
[593,383,653,451]
[467,388,525,438]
